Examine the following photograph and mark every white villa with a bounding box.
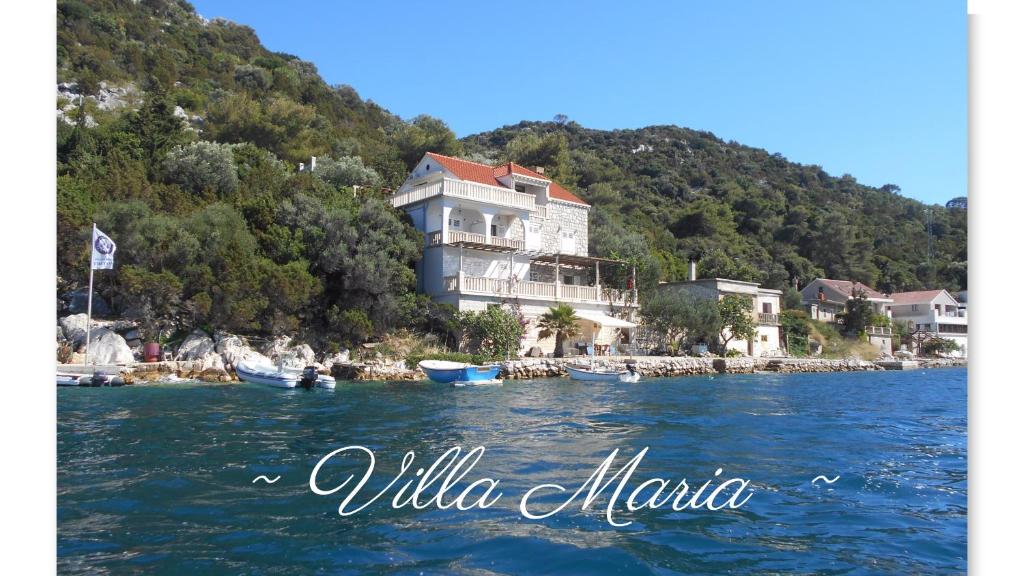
[391,152,639,356]
[800,278,894,353]
[888,289,968,357]
[656,266,783,357]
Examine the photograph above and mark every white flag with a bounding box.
[91,226,116,270]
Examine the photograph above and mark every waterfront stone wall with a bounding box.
[115,354,965,384]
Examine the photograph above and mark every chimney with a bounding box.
[534,166,545,175]
[310,156,317,172]
[688,259,697,282]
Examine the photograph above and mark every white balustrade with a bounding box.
[392,177,535,212]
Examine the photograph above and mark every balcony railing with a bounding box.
[426,230,525,250]
[392,176,536,212]
[443,274,632,306]
[866,326,893,336]
[757,312,780,325]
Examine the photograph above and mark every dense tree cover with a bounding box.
[639,292,719,356]
[56,0,466,347]
[465,121,967,295]
[57,0,967,350]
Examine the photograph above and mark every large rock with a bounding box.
[59,314,90,347]
[293,343,316,365]
[63,289,111,316]
[214,332,271,367]
[262,335,315,368]
[176,329,215,360]
[84,328,134,364]
[322,350,351,370]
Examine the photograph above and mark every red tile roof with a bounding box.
[503,162,551,180]
[548,181,587,205]
[819,279,889,300]
[889,289,947,304]
[423,152,589,206]
[425,152,503,187]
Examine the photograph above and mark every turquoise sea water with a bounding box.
[58,368,966,575]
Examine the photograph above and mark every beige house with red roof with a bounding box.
[391,153,639,356]
[888,289,968,356]
[800,278,894,353]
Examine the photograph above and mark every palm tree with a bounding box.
[537,304,581,358]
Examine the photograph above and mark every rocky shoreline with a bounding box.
[91,355,965,385]
[56,313,966,384]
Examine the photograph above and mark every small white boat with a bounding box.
[566,364,629,382]
[235,360,299,388]
[57,372,83,386]
[283,365,337,389]
[235,361,336,389]
[58,371,126,386]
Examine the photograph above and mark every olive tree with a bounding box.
[163,141,240,198]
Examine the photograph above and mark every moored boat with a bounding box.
[418,360,502,384]
[235,360,299,388]
[236,360,336,389]
[57,372,83,386]
[565,364,628,382]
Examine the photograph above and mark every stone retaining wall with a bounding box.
[121,356,966,384]
[497,357,887,379]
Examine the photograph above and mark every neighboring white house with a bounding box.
[888,289,968,357]
[391,152,639,356]
[799,278,894,353]
[656,266,783,357]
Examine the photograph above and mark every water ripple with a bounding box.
[58,369,966,574]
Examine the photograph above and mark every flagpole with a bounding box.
[85,223,95,367]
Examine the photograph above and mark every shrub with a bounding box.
[312,155,382,189]
[921,337,961,357]
[163,141,240,198]
[405,351,493,367]
[233,64,272,91]
[452,306,524,359]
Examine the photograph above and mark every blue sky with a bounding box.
[190,0,966,205]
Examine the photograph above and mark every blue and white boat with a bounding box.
[418,360,502,385]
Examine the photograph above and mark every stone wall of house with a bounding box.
[540,201,589,256]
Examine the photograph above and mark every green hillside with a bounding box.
[463,121,966,294]
[55,0,966,347]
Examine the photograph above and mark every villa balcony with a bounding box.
[443,274,634,307]
[392,176,539,213]
[427,230,525,250]
[757,312,780,326]
[866,326,893,336]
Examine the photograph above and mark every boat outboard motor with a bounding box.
[626,364,637,375]
[91,372,110,387]
[300,366,318,390]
